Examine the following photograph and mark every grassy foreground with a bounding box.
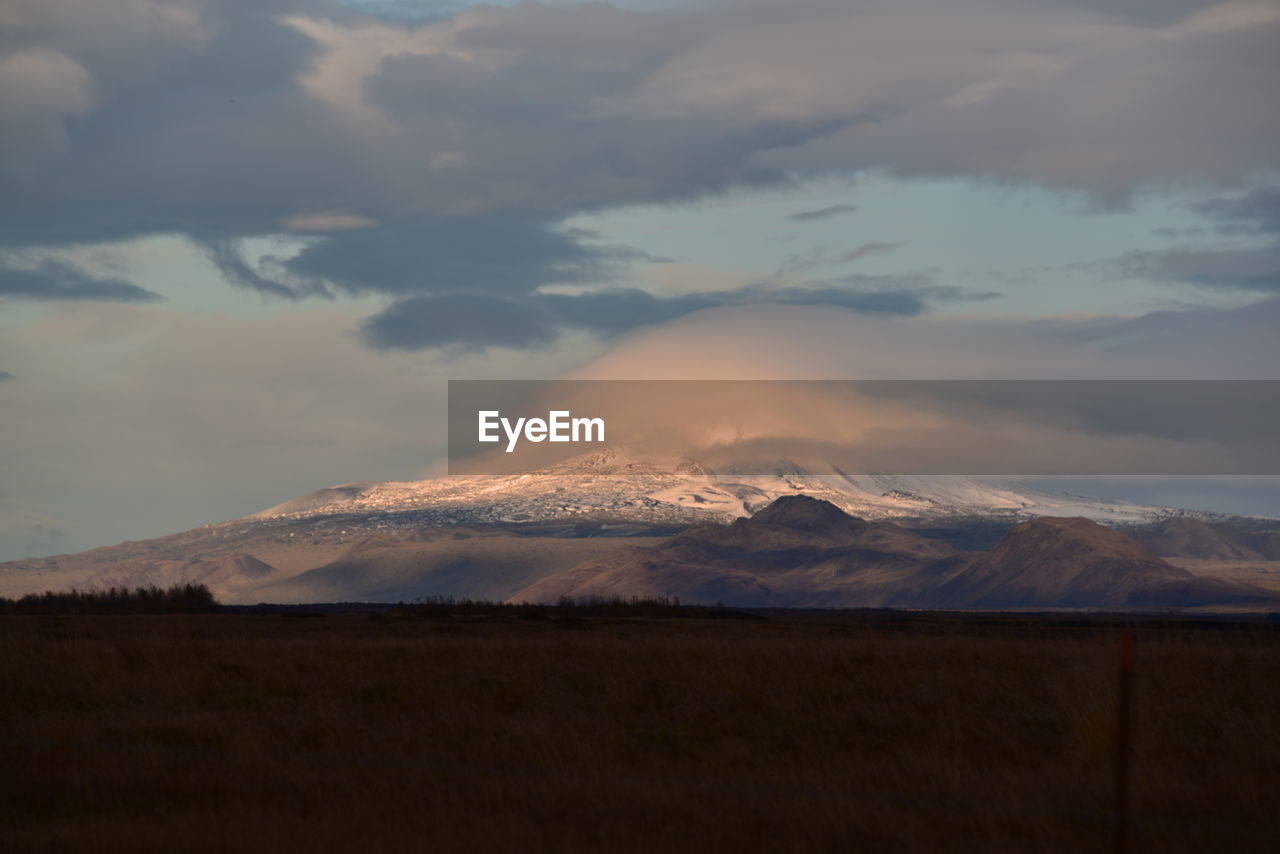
[2,611,1277,852]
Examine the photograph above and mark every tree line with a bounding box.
[0,584,218,615]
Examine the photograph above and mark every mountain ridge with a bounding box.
[249,450,1211,530]
[3,454,1277,607]
[511,499,1276,610]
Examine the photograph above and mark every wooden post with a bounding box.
[1115,629,1135,854]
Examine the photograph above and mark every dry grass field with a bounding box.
[2,611,1278,852]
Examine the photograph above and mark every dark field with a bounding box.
[2,611,1278,852]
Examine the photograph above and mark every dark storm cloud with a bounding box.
[0,371,15,382]
[0,259,161,302]
[789,204,856,222]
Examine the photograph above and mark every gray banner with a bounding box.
[448,380,1280,475]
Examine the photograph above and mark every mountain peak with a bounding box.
[996,516,1165,563]
[1131,516,1271,560]
[671,494,955,560]
[749,495,868,530]
[928,515,1194,608]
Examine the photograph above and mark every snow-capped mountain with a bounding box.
[251,449,1180,530]
[4,450,1272,606]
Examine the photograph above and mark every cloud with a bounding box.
[439,292,1280,475]
[281,218,642,298]
[789,204,856,221]
[1074,296,1280,377]
[837,243,900,263]
[1107,185,1280,292]
[3,0,1277,252]
[538,281,953,332]
[196,214,961,351]
[458,377,1280,477]
[746,2,1280,201]
[281,213,377,232]
[778,241,901,274]
[1116,246,1280,292]
[573,296,1280,381]
[0,0,1277,351]
[1195,186,1280,236]
[0,259,161,302]
[0,371,15,382]
[201,213,966,350]
[193,216,657,304]
[0,48,94,173]
[196,238,314,299]
[361,293,558,352]
[361,278,995,351]
[0,497,67,559]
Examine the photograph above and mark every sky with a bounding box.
[1,0,1279,559]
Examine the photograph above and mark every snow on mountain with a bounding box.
[250,449,1179,530]
[4,451,1267,607]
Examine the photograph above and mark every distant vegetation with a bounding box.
[397,594,760,620]
[0,583,218,615]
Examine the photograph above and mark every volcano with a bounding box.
[2,452,1275,607]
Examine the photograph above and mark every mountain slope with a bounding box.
[512,499,1276,610]
[918,518,1191,608]
[252,531,666,604]
[511,496,956,607]
[1132,517,1280,560]
[84,553,278,593]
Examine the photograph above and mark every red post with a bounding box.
[1115,629,1135,854]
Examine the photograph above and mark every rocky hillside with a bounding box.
[513,498,1276,610]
